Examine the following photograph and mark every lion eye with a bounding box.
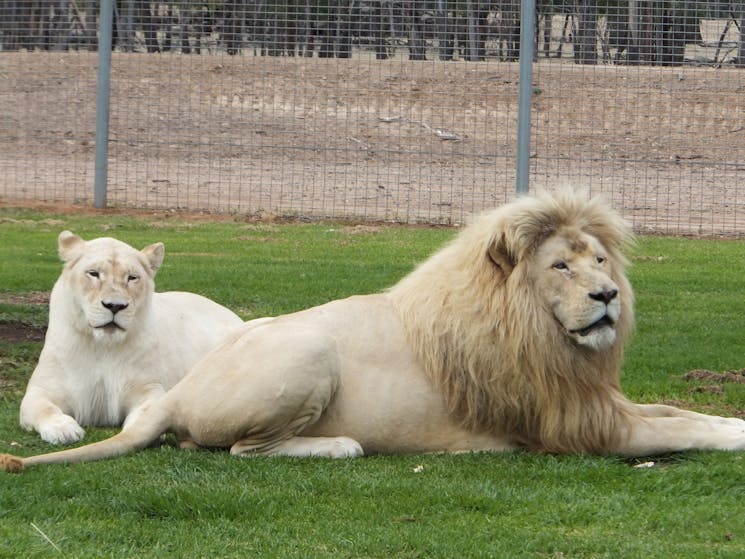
[552,261,568,271]
[596,256,606,264]
[127,275,139,283]
[86,270,100,279]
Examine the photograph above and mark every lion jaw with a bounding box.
[560,295,620,351]
[89,319,129,343]
[89,321,129,345]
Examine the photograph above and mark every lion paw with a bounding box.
[0,454,24,473]
[246,435,365,458]
[38,415,86,445]
[319,437,364,458]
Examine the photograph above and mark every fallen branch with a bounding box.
[379,116,461,141]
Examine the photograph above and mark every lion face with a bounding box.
[530,227,621,352]
[57,232,164,344]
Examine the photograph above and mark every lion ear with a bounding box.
[58,231,85,262]
[141,243,165,275]
[487,233,515,276]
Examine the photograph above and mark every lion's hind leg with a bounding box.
[228,408,364,458]
[231,436,363,458]
[188,323,352,457]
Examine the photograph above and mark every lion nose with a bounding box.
[102,301,128,314]
[589,289,618,305]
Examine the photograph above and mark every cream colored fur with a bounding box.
[3,190,745,471]
[17,231,244,445]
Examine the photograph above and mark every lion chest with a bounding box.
[59,344,164,427]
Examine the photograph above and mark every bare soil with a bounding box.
[2,49,745,234]
[685,369,745,385]
[0,321,45,343]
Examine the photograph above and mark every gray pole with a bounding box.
[93,0,113,208]
[515,0,535,195]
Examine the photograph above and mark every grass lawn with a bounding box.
[1,207,745,558]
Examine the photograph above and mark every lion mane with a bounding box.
[389,190,636,454]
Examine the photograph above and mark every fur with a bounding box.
[18,231,244,444]
[4,189,745,472]
[389,190,636,453]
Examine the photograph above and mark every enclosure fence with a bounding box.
[2,1,745,235]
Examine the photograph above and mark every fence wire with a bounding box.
[1,1,745,235]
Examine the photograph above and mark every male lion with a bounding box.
[3,190,745,472]
[17,231,244,446]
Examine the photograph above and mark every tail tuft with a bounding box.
[0,453,24,473]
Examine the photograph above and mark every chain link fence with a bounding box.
[2,1,745,235]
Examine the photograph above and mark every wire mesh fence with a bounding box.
[1,1,745,235]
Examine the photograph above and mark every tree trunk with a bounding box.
[120,0,135,52]
[373,1,389,59]
[436,0,452,60]
[318,20,335,57]
[302,0,314,57]
[50,0,70,51]
[337,0,352,58]
[135,0,158,53]
[224,0,243,55]
[408,1,426,60]
[464,0,479,61]
[573,0,597,65]
[504,0,520,62]
[737,1,745,67]
[626,0,639,64]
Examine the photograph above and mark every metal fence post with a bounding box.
[93,0,113,209]
[515,0,536,195]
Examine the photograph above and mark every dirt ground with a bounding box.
[2,46,745,235]
[0,321,45,343]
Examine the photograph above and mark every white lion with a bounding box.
[3,190,745,472]
[17,231,244,445]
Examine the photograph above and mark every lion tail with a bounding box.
[0,405,171,473]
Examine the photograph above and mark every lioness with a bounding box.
[3,190,745,471]
[18,231,244,445]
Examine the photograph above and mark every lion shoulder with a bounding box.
[151,291,243,353]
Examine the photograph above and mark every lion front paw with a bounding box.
[322,437,364,458]
[243,435,365,458]
[37,415,86,445]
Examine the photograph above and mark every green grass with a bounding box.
[1,208,745,558]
